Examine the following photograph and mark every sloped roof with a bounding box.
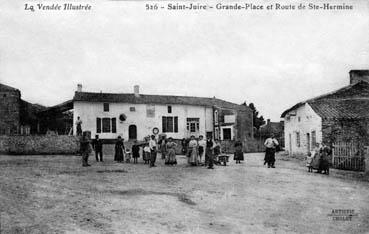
[281,81,369,119]
[37,99,73,115]
[310,99,369,119]
[73,91,250,111]
[0,83,20,92]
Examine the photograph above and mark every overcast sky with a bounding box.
[1,0,368,121]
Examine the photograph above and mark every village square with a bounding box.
[0,69,369,233]
[1,0,369,232]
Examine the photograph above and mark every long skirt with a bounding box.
[234,146,244,161]
[115,148,124,162]
[206,148,214,168]
[161,145,167,159]
[188,147,199,165]
[264,148,275,164]
[143,151,150,162]
[165,148,177,165]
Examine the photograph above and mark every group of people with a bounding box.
[79,131,245,168]
[306,142,331,175]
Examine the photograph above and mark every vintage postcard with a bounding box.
[0,0,368,233]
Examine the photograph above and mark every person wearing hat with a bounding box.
[114,136,125,163]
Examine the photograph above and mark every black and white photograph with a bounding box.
[0,0,368,233]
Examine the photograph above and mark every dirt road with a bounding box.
[0,152,368,234]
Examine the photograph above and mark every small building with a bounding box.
[72,85,253,141]
[281,70,369,155]
[259,119,284,148]
[0,83,44,135]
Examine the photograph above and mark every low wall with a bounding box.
[0,135,80,155]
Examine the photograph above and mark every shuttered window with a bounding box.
[96,118,101,133]
[112,118,117,133]
[162,116,178,133]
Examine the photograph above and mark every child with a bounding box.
[125,148,131,163]
[143,144,151,164]
[132,140,140,164]
[306,152,314,172]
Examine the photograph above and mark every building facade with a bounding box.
[73,85,253,141]
[281,70,369,155]
[0,83,44,135]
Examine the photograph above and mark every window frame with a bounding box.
[162,116,178,133]
[102,118,111,133]
[103,103,110,112]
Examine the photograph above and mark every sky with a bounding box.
[0,0,368,121]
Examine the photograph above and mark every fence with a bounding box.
[332,141,366,171]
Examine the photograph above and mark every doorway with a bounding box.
[306,133,310,152]
[129,125,137,140]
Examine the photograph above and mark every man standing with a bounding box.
[149,135,157,168]
[80,131,91,167]
[93,135,103,162]
[264,133,279,168]
[206,136,215,169]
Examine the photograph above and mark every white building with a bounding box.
[73,85,253,141]
[281,70,369,155]
[282,103,323,155]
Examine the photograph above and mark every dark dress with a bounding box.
[205,139,214,167]
[114,140,125,162]
[132,145,140,159]
[234,141,244,161]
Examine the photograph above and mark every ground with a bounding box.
[0,152,368,234]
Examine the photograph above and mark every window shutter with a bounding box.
[112,118,116,133]
[96,118,101,133]
[174,117,178,132]
[162,117,167,133]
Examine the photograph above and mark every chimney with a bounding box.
[77,84,82,92]
[349,70,369,84]
[134,85,140,97]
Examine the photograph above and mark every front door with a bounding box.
[129,125,137,140]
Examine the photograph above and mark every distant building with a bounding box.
[281,70,369,155]
[259,119,284,148]
[0,83,44,135]
[72,85,253,141]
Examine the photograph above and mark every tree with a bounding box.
[243,102,265,130]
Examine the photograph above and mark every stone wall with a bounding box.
[0,89,21,135]
[0,135,80,155]
[322,119,369,146]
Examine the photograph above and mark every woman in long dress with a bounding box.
[234,140,244,164]
[114,136,125,163]
[187,135,199,166]
[165,137,177,165]
[160,136,167,160]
